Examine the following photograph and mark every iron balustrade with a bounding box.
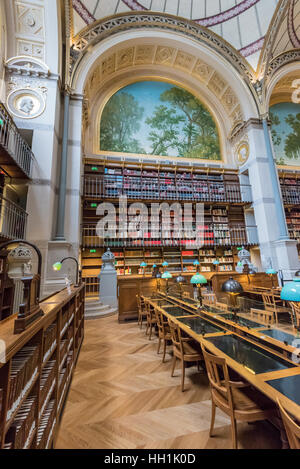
[0,195,28,239]
[281,184,300,205]
[83,175,253,204]
[0,103,34,178]
[81,223,258,248]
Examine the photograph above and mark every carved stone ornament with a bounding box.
[8,244,33,277]
[7,88,45,119]
[101,248,116,272]
[236,140,250,166]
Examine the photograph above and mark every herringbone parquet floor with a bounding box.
[55,316,282,449]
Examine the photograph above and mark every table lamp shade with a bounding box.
[152,264,157,269]
[162,261,169,267]
[193,260,200,266]
[53,262,62,272]
[281,278,300,302]
[222,277,243,294]
[213,260,220,265]
[140,262,147,267]
[176,274,186,284]
[266,269,277,275]
[191,274,207,285]
[162,272,172,279]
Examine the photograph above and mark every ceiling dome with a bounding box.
[72,0,279,69]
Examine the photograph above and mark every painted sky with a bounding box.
[114,81,189,156]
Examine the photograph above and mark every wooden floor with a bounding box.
[55,316,282,449]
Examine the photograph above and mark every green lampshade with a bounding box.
[53,262,62,272]
[152,264,157,269]
[193,260,200,266]
[191,273,207,285]
[162,271,172,279]
[266,269,277,275]
[140,262,147,267]
[281,278,300,302]
[213,260,220,265]
[162,261,168,267]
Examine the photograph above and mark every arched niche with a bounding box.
[72,31,260,167]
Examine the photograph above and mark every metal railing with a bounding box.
[83,176,253,204]
[0,195,28,239]
[0,103,34,178]
[281,185,300,205]
[81,223,259,248]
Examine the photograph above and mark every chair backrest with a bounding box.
[250,308,274,325]
[215,301,228,311]
[168,320,184,355]
[262,293,276,310]
[290,302,300,328]
[201,343,233,413]
[277,399,300,449]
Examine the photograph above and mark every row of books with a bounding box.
[5,395,37,449]
[103,167,225,181]
[43,324,57,363]
[7,345,40,421]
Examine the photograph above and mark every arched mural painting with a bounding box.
[100,80,221,161]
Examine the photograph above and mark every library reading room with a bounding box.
[0,0,300,453]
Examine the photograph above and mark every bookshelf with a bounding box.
[0,284,85,449]
[280,173,300,260]
[81,160,254,296]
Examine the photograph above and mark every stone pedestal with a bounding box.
[273,239,300,282]
[99,249,118,309]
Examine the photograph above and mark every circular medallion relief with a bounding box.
[7,89,45,119]
[236,141,250,166]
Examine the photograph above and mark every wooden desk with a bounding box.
[148,294,300,421]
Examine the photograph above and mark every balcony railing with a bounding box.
[81,223,258,249]
[0,195,28,239]
[0,104,34,178]
[281,185,300,205]
[83,176,253,204]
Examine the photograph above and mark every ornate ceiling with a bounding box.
[71,0,280,69]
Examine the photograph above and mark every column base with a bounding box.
[273,239,300,281]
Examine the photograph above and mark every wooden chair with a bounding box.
[136,294,147,329]
[202,293,216,305]
[155,307,172,362]
[262,292,290,324]
[201,343,275,449]
[277,399,300,449]
[214,301,228,311]
[145,300,157,341]
[250,308,274,325]
[290,302,300,330]
[169,320,203,392]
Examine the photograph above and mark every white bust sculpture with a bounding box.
[19,97,34,115]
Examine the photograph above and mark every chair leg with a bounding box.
[230,417,238,450]
[171,355,177,377]
[157,337,161,354]
[209,401,216,437]
[181,360,185,392]
[162,340,167,363]
[145,320,149,335]
[149,323,153,341]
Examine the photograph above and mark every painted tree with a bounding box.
[159,87,220,159]
[285,113,300,160]
[100,92,145,153]
[146,105,184,156]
